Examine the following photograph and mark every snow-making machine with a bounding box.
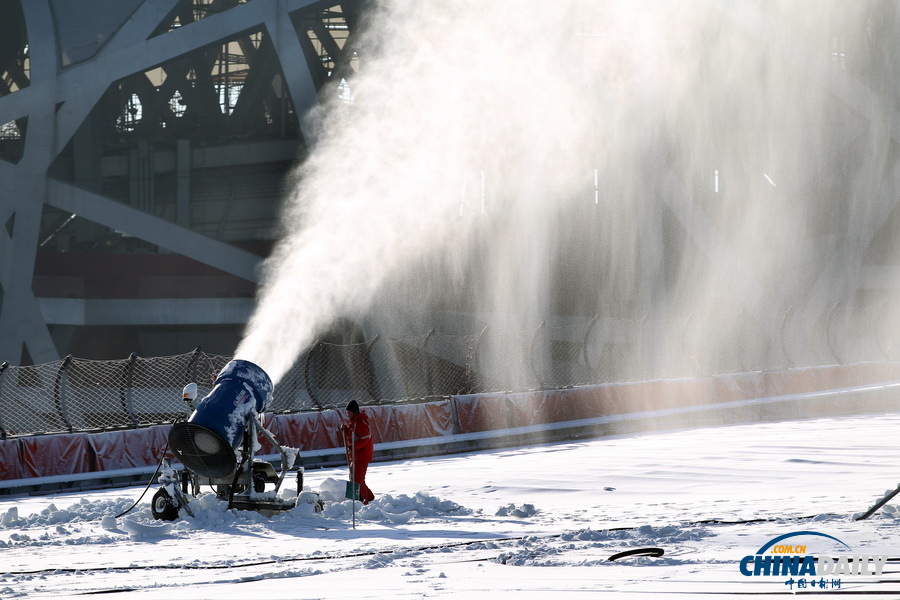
[151,359,302,520]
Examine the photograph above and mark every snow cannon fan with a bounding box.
[169,359,273,479]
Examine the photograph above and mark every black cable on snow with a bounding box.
[607,547,665,561]
[0,512,858,576]
[112,420,179,519]
[112,455,166,519]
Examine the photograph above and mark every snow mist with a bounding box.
[237,1,893,387]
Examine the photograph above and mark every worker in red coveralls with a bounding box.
[342,400,375,505]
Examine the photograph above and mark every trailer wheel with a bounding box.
[253,471,266,493]
[151,488,180,521]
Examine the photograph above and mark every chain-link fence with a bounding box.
[0,308,892,438]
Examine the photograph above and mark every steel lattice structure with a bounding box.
[0,0,363,364]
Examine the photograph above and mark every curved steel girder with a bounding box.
[0,186,57,363]
[0,0,59,364]
[52,0,322,156]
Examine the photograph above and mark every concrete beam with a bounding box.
[99,139,302,178]
[38,297,255,326]
[45,180,263,283]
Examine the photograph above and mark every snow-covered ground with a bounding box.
[2,412,900,598]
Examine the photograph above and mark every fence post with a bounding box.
[186,346,202,385]
[825,301,843,364]
[54,355,74,433]
[529,321,546,388]
[682,311,696,375]
[634,314,649,379]
[874,301,894,360]
[303,340,323,410]
[780,305,795,369]
[121,352,139,428]
[465,326,488,394]
[581,314,599,377]
[365,335,380,403]
[0,361,7,439]
[421,329,434,397]
[449,395,461,435]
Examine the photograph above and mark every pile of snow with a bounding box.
[0,478,476,547]
[495,503,537,517]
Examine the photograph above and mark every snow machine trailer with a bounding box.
[152,359,301,520]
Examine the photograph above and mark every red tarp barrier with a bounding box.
[269,403,455,451]
[8,363,900,480]
[272,411,344,451]
[863,362,900,381]
[454,393,511,434]
[766,367,826,396]
[712,371,768,403]
[456,378,731,435]
[506,391,550,428]
[0,439,22,479]
[88,426,172,471]
[21,433,90,478]
[366,406,399,443]
[555,387,605,420]
[614,378,717,413]
[570,385,629,417]
[367,402,455,442]
[399,402,455,439]
[455,390,603,435]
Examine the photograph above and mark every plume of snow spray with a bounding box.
[236,1,594,383]
[237,0,888,386]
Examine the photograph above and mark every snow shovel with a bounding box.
[345,480,360,501]
[339,422,359,529]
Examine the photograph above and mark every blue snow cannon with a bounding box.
[169,359,274,478]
